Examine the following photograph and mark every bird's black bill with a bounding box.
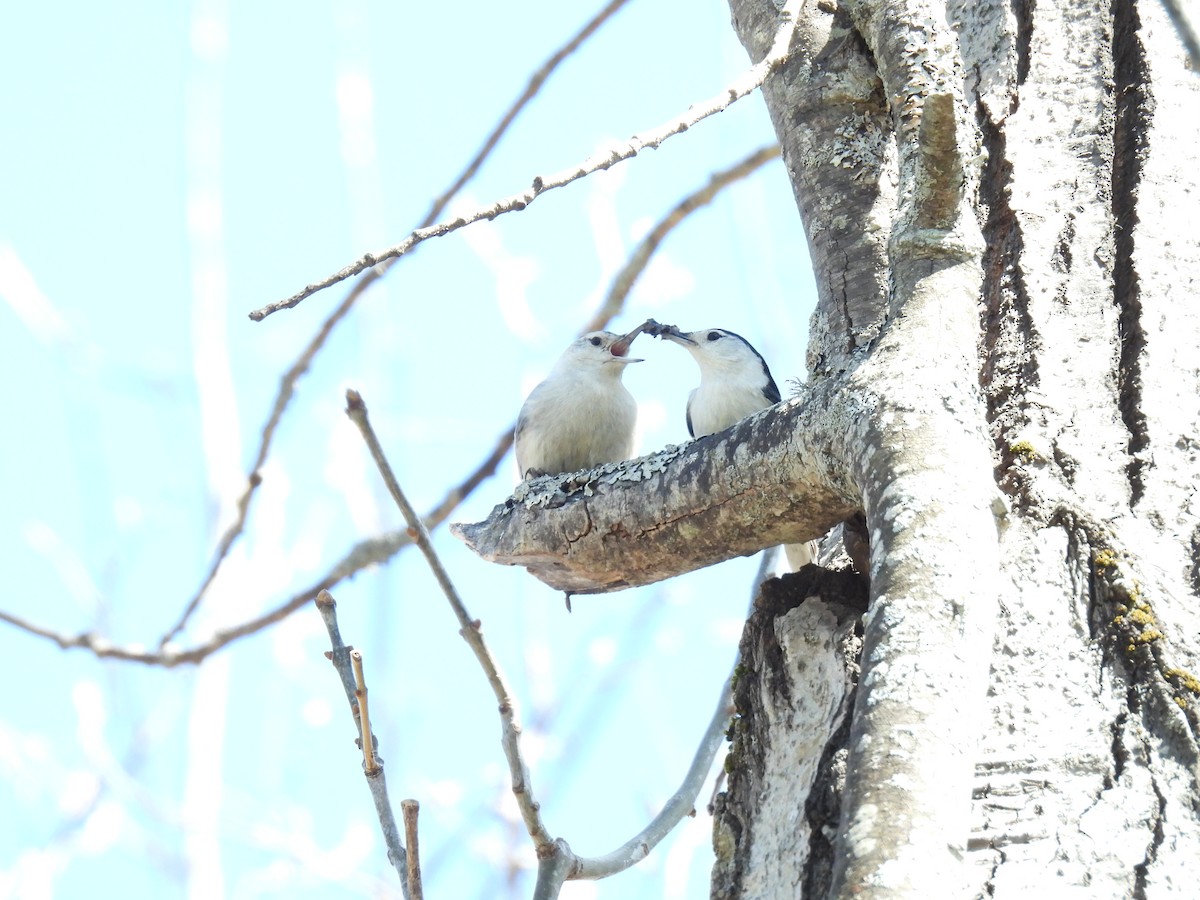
[656,322,697,345]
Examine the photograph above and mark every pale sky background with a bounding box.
[0,1,815,897]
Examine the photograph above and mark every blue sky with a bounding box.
[0,1,814,897]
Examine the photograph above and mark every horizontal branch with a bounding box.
[452,389,859,594]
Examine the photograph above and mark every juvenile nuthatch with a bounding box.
[515,325,646,479]
[653,322,819,569]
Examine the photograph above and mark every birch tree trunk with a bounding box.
[711,0,1200,896]
[457,0,1200,895]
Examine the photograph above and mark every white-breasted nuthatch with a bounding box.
[654,326,781,439]
[515,325,646,479]
[653,322,819,569]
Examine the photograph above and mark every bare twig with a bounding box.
[571,544,771,878]
[3,134,775,669]
[533,840,575,900]
[210,145,775,651]
[382,142,779,881]
[160,284,364,647]
[0,421,513,667]
[351,651,379,775]
[401,800,425,900]
[315,590,408,892]
[344,389,554,851]
[573,634,737,879]
[345,382,764,891]
[421,0,632,227]
[163,0,624,645]
[580,143,780,333]
[250,0,804,321]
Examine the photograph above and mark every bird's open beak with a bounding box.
[610,323,646,362]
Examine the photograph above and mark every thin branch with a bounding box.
[0,425,513,666]
[573,649,736,878]
[160,284,362,648]
[401,800,425,900]
[579,143,781,333]
[250,0,804,321]
[162,0,623,644]
[571,550,776,881]
[3,134,774,668]
[344,389,555,851]
[533,840,575,900]
[420,0,632,227]
[315,590,408,892]
[345,383,762,890]
[351,651,379,775]
[372,144,776,882]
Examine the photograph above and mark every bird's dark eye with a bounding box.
[707,331,721,342]
[589,336,603,346]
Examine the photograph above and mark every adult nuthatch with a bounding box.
[653,326,781,439]
[515,325,646,479]
[653,322,818,569]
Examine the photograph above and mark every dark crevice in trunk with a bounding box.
[1012,0,1034,91]
[803,690,855,899]
[1109,710,1129,783]
[1131,774,1167,900]
[1111,0,1153,505]
[1190,524,1200,597]
[977,103,1041,485]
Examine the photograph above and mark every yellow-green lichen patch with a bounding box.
[1115,596,1163,649]
[1127,606,1157,627]
[1164,667,1200,696]
[1161,667,1200,710]
[1009,440,1042,463]
[1093,548,1118,570]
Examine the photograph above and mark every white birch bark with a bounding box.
[457,0,1200,895]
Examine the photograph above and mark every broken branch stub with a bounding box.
[452,398,858,593]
